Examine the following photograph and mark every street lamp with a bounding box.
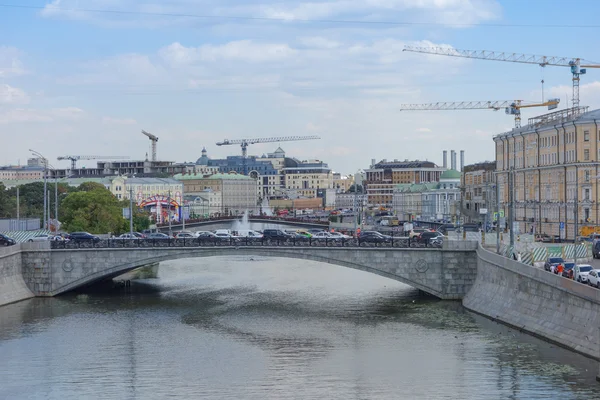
[29,149,48,230]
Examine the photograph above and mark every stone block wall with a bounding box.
[0,244,34,306]
[463,246,600,359]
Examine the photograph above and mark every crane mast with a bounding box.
[57,155,130,170]
[403,46,600,113]
[216,135,321,175]
[400,99,559,128]
[141,130,159,161]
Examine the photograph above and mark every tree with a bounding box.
[0,183,13,218]
[61,187,127,234]
[77,181,108,192]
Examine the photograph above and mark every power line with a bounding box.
[2,3,600,29]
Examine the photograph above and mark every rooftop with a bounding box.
[173,172,255,181]
[370,160,438,169]
[440,169,461,180]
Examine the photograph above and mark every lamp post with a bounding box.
[29,149,48,230]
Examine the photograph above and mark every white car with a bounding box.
[29,234,53,242]
[329,232,351,240]
[235,230,263,238]
[587,269,600,288]
[312,232,333,239]
[574,264,594,283]
[175,232,195,239]
[194,231,215,238]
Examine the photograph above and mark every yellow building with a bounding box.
[494,107,600,239]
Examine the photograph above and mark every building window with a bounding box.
[585,208,590,222]
[585,188,590,201]
[584,130,590,141]
[585,149,590,161]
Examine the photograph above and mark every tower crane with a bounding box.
[216,135,321,175]
[141,130,158,161]
[57,155,130,170]
[402,46,600,112]
[400,99,560,128]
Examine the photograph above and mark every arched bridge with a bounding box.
[20,241,478,300]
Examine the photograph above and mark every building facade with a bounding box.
[461,161,497,226]
[365,159,446,207]
[392,170,461,222]
[0,165,43,181]
[174,172,258,215]
[493,107,600,239]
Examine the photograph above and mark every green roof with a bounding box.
[440,169,461,179]
[174,172,254,181]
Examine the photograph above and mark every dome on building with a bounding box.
[196,147,209,165]
[440,169,461,180]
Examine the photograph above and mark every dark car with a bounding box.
[593,242,600,259]
[359,231,392,243]
[147,233,170,239]
[69,232,100,242]
[561,262,576,278]
[544,257,565,272]
[416,231,443,244]
[0,233,16,246]
[263,229,293,240]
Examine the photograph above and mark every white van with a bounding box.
[235,230,263,238]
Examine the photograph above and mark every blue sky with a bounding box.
[1,0,600,173]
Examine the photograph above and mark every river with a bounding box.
[1,256,599,399]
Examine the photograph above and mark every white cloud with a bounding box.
[0,84,30,104]
[0,46,26,77]
[541,81,600,109]
[159,41,296,65]
[102,116,137,125]
[416,127,431,133]
[0,107,85,124]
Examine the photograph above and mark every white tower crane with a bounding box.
[402,46,600,113]
[216,135,320,175]
[141,130,158,161]
[400,99,560,128]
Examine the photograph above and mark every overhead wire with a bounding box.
[1,3,600,28]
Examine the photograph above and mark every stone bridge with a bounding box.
[19,241,478,300]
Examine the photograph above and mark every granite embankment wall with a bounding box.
[463,246,600,359]
[0,244,34,306]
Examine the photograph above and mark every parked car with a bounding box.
[359,231,392,243]
[544,257,565,272]
[593,242,600,259]
[312,232,333,239]
[213,232,239,242]
[175,232,195,239]
[416,231,444,244]
[588,269,600,288]
[329,232,351,240]
[574,264,594,283]
[235,230,263,239]
[561,262,576,278]
[28,234,53,242]
[69,232,100,242]
[308,229,326,235]
[263,229,293,240]
[147,233,170,239]
[115,233,138,239]
[409,228,427,239]
[132,232,146,239]
[295,230,312,238]
[196,231,217,239]
[0,233,16,246]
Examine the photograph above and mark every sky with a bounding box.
[1,0,600,174]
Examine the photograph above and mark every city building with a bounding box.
[335,192,368,210]
[332,173,354,192]
[365,159,446,207]
[393,170,461,222]
[174,172,258,215]
[0,161,43,181]
[282,158,333,198]
[48,159,193,179]
[461,161,497,226]
[493,107,600,239]
[184,191,222,218]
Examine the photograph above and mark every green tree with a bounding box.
[61,187,127,234]
[77,181,108,192]
[0,183,13,218]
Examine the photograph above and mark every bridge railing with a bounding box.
[49,237,442,250]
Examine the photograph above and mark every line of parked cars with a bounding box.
[543,256,600,287]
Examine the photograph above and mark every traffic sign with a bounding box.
[559,222,565,230]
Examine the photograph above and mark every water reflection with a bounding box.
[0,256,599,399]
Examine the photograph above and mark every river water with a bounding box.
[1,256,599,400]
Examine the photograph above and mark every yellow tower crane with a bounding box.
[403,46,600,114]
[400,99,560,128]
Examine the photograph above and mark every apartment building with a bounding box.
[365,159,446,207]
[494,107,600,239]
[462,161,496,225]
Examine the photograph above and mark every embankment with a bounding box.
[0,244,34,306]
[464,246,600,359]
